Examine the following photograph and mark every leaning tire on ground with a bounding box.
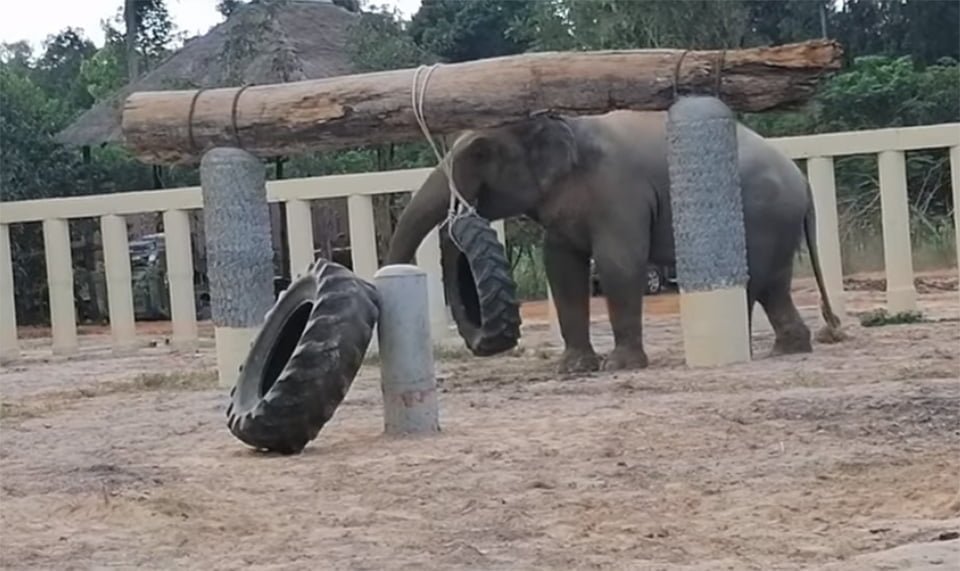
[439,213,522,357]
[226,258,380,454]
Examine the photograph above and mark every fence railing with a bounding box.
[1,123,958,362]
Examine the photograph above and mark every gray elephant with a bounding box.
[385,109,843,373]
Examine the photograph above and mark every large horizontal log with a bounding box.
[121,39,842,165]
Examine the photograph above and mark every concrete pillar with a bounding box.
[100,214,137,354]
[877,150,917,312]
[807,157,847,317]
[162,209,198,350]
[666,96,751,368]
[42,218,78,355]
[0,224,19,363]
[950,145,960,303]
[285,199,315,279]
[374,264,440,436]
[200,148,276,388]
[416,226,449,341]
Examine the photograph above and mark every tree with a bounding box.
[31,28,97,112]
[217,0,245,19]
[408,0,535,62]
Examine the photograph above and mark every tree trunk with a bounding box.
[121,39,843,165]
[125,0,138,83]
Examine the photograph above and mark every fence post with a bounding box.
[42,218,78,355]
[806,156,846,317]
[285,199,315,279]
[667,96,751,367]
[162,209,198,350]
[100,214,138,354]
[200,147,276,388]
[416,227,450,342]
[877,150,917,313]
[374,264,441,436]
[950,145,960,303]
[0,224,18,363]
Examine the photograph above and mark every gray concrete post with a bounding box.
[373,264,440,436]
[200,147,276,387]
[666,95,752,367]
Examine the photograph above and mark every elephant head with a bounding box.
[384,113,580,264]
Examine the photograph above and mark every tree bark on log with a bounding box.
[121,40,843,165]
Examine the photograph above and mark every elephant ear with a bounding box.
[513,115,579,190]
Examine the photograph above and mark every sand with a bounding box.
[1,272,958,570]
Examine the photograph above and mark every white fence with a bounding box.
[1,123,958,362]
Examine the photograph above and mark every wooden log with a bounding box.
[121,39,843,165]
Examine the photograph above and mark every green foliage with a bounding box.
[817,55,959,131]
[408,0,535,62]
[345,6,436,72]
[858,308,926,327]
[79,43,125,101]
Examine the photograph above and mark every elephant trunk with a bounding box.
[385,166,454,265]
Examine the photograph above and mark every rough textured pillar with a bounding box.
[667,95,751,367]
[374,264,440,436]
[0,224,19,363]
[200,147,275,388]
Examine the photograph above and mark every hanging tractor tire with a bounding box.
[226,258,380,455]
[440,214,522,357]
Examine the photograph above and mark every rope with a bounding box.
[410,63,477,243]
[672,49,690,101]
[713,49,726,97]
[230,84,254,148]
[186,88,209,152]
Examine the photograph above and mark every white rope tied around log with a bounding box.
[411,64,477,236]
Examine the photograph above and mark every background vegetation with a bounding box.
[1,0,957,322]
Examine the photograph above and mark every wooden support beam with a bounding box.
[121,40,842,165]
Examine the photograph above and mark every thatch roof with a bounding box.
[56,0,359,148]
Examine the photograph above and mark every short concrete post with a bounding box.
[200,147,276,388]
[667,96,751,367]
[374,264,440,436]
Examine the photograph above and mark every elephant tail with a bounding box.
[803,185,847,344]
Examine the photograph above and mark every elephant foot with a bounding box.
[558,347,600,374]
[770,330,813,356]
[601,345,649,371]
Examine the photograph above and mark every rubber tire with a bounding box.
[646,266,662,295]
[439,214,522,357]
[226,258,380,454]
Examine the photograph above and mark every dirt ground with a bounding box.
[2,271,959,570]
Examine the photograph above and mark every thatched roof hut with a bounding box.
[56,0,359,148]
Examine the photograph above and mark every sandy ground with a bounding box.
[1,272,959,570]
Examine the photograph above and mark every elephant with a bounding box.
[384,109,843,373]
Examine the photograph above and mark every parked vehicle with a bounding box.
[127,233,355,321]
[590,259,677,296]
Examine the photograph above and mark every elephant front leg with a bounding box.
[543,237,599,374]
[594,250,650,372]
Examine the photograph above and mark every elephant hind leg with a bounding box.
[757,275,812,355]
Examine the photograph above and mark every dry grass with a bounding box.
[0,370,217,422]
